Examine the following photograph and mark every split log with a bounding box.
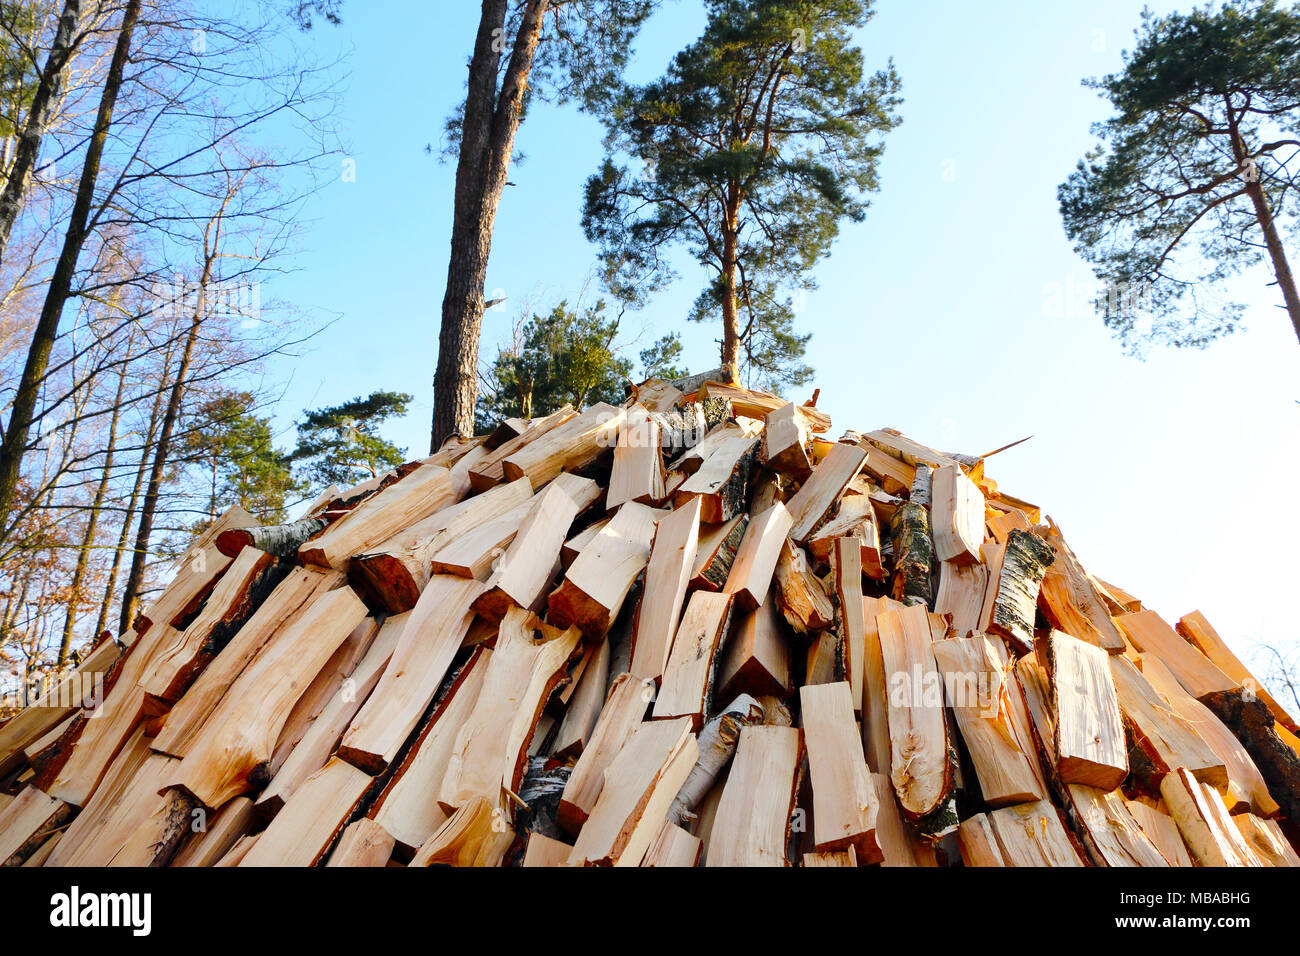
[690,514,748,591]
[467,405,578,490]
[350,476,532,613]
[1198,686,1300,824]
[647,401,708,456]
[166,587,369,809]
[410,796,513,867]
[522,832,573,867]
[861,596,905,773]
[628,497,701,682]
[934,560,988,639]
[670,418,758,476]
[0,788,71,866]
[808,494,885,578]
[985,800,1084,867]
[930,464,984,564]
[717,599,792,700]
[568,717,698,867]
[877,604,957,838]
[652,591,734,730]
[784,441,866,543]
[607,404,665,508]
[889,502,934,608]
[471,480,590,623]
[151,567,342,758]
[760,401,812,480]
[338,574,483,774]
[1047,630,1129,790]
[958,814,1006,867]
[674,434,759,523]
[832,538,868,713]
[1116,610,1236,699]
[1109,653,1226,790]
[502,402,626,487]
[985,528,1055,655]
[860,443,915,496]
[1178,610,1299,735]
[548,501,660,638]
[253,614,402,820]
[1125,800,1194,867]
[871,772,939,867]
[368,648,490,851]
[140,546,276,703]
[642,820,703,867]
[298,462,455,571]
[773,537,834,636]
[1233,814,1300,867]
[697,380,831,432]
[804,630,841,686]
[239,758,374,866]
[1037,525,1127,654]
[706,725,803,867]
[802,848,857,867]
[172,797,257,868]
[552,638,611,759]
[1159,768,1260,867]
[863,429,964,473]
[327,818,395,867]
[438,609,581,812]
[724,502,793,611]
[931,635,1047,806]
[428,495,535,579]
[558,673,655,834]
[800,681,880,860]
[665,693,764,827]
[1065,785,1170,867]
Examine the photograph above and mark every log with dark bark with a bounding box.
[889,502,934,608]
[986,529,1055,656]
[1201,687,1300,824]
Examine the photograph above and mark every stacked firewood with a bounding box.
[2,374,1298,867]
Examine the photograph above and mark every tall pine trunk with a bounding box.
[0,0,140,537]
[0,0,81,262]
[430,0,549,450]
[1245,180,1300,346]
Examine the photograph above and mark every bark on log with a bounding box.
[890,502,934,608]
[666,694,764,827]
[1201,688,1300,824]
[987,529,1055,656]
[216,516,331,558]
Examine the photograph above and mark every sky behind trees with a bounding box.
[267,0,1299,662]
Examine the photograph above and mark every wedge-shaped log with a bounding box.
[502,402,625,487]
[239,757,372,867]
[1038,526,1126,653]
[785,441,866,543]
[1178,610,1299,735]
[299,462,455,570]
[932,635,1047,806]
[717,599,791,700]
[1064,785,1169,867]
[986,800,1084,867]
[471,479,591,623]
[958,814,1006,867]
[832,538,868,713]
[350,476,532,612]
[468,404,577,490]
[338,574,483,774]
[930,464,984,565]
[134,505,256,635]
[707,725,803,866]
[652,591,734,730]
[761,401,812,479]
[0,788,71,866]
[629,497,700,682]
[808,494,884,578]
[151,567,341,758]
[1140,653,1278,817]
[607,404,665,508]
[800,681,880,860]
[427,489,535,579]
[553,639,610,758]
[411,796,515,867]
[642,820,703,867]
[877,604,957,837]
[935,560,988,639]
[871,772,939,867]
[1159,768,1260,867]
[327,817,395,867]
[254,614,402,820]
[367,648,489,851]
[774,537,834,634]
[985,528,1055,655]
[558,673,655,834]
[1047,630,1129,790]
[724,502,792,612]
[691,514,748,591]
[1109,653,1226,789]
[141,546,275,703]
[549,500,660,638]
[522,832,573,867]
[172,796,257,868]
[166,587,368,809]
[674,434,758,523]
[861,596,905,773]
[439,609,580,812]
[1116,609,1236,700]
[1233,814,1300,867]
[568,717,698,867]
[863,429,963,473]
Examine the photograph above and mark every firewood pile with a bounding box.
[2,375,1298,868]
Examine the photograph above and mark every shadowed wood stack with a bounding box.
[1,376,1295,868]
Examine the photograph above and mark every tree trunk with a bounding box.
[430,0,550,451]
[0,0,140,535]
[0,0,81,263]
[118,312,203,634]
[58,350,130,662]
[719,219,740,384]
[1245,180,1300,346]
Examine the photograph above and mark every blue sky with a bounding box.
[263,1,1299,674]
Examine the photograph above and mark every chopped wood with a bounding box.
[666,693,764,827]
[674,433,759,522]
[327,817,396,867]
[652,590,734,730]
[934,560,988,639]
[1125,800,1194,867]
[889,502,934,608]
[1116,610,1237,699]
[642,820,703,866]
[986,528,1055,655]
[760,401,812,479]
[985,800,1084,867]
[553,638,611,758]
[501,402,625,487]
[410,796,513,867]
[800,681,880,859]
[1159,768,1260,867]
[724,502,793,611]
[548,501,660,637]
[1177,610,1299,734]
[930,464,984,565]
[690,514,748,591]
[607,404,665,508]
[1047,630,1129,791]
[1064,785,1169,867]
[239,757,372,867]
[1038,526,1127,654]
[717,599,791,700]
[1233,813,1300,867]
[808,494,884,578]
[629,497,701,682]
[706,725,803,867]
[468,404,578,491]
[784,441,866,543]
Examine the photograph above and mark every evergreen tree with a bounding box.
[287,391,412,491]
